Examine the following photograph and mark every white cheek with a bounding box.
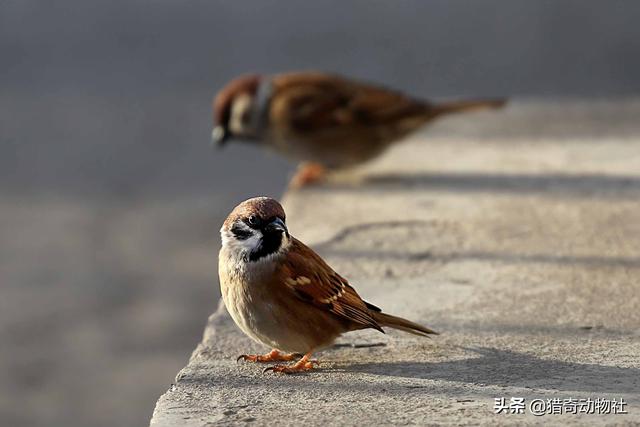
[240,233,262,252]
[229,95,253,135]
[220,227,262,254]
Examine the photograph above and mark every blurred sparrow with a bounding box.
[212,71,505,187]
[219,197,437,374]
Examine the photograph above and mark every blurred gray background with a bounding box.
[1,1,639,426]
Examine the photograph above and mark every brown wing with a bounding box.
[278,237,383,332]
[270,72,430,133]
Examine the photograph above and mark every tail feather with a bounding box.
[373,311,438,338]
[430,98,506,117]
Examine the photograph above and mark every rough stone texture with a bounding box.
[150,100,640,426]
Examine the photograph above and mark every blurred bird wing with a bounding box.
[277,237,383,331]
[270,72,429,132]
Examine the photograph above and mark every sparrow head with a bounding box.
[212,74,262,147]
[221,197,289,262]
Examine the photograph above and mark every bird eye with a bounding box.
[247,215,259,226]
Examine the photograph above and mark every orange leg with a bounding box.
[288,162,327,189]
[237,349,301,363]
[263,352,319,374]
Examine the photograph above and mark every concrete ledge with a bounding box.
[150,100,640,426]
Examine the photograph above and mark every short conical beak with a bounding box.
[211,126,228,148]
[264,217,288,236]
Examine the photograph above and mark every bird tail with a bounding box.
[429,98,506,117]
[373,311,439,338]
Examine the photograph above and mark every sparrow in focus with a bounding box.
[212,71,505,187]
[218,196,437,374]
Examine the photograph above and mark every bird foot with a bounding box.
[288,162,326,189]
[263,353,319,374]
[237,349,301,363]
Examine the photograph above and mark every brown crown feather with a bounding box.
[223,197,286,229]
[213,74,261,126]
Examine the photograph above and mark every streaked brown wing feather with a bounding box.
[278,237,383,332]
[270,72,430,132]
[347,82,431,124]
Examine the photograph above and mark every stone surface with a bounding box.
[150,100,640,426]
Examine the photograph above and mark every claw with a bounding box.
[236,350,299,364]
[262,353,318,374]
[262,362,317,374]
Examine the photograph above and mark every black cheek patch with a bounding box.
[231,224,252,240]
[248,231,283,261]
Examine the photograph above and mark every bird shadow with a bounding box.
[321,171,640,199]
[177,345,640,400]
[344,347,640,394]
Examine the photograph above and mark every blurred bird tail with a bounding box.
[373,311,439,338]
[430,98,506,117]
